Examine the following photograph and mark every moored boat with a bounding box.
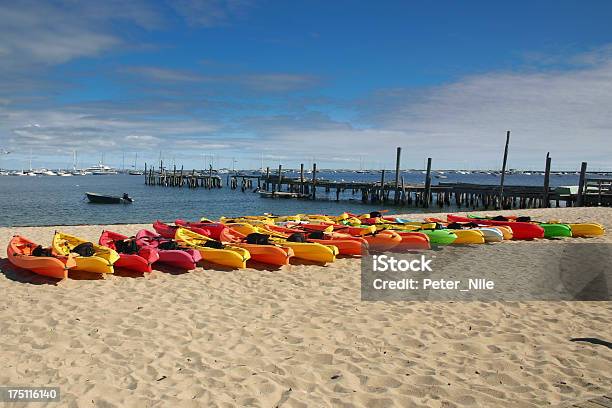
[86,192,133,204]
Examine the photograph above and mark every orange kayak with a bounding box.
[176,223,293,267]
[363,230,402,252]
[7,235,76,279]
[232,242,294,266]
[395,231,431,250]
[266,225,368,256]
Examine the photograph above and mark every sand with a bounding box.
[0,207,610,407]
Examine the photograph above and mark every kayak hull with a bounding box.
[233,243,293,266]
[99,230,159,273]
[176,228,250,269]
[53,232,118,274]
[451,229,485,244]
[7,236,75,279]
[395,232,431,250]
[568,223,605,237]
[420,230,457,245]
[540,223,573,238]
[447,215,544,240]
[135,229,202,270]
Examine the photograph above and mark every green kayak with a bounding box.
[420,229,457,245]
[539,223,573,238]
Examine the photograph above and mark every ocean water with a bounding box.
[0,171,581,227]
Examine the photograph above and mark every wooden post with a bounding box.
[394,147,401,203]
[577,161,588,206]
[499,130,511,205]
[209,165,213,189]
[424,158,432,207]
[144,162,147,184]
[276,164,283,193]
[543,153,551,207]
[380,169,386,203]
[265,167,270,191]
[300,163,304,194]
[311,163,317,200]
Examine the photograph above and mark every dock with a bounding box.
[143,146,611,209]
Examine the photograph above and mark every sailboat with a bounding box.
[128,153,143,175]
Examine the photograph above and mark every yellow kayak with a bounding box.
[565,223,605,237]
[451,229,486,244]
[218,216,275,225]
[52,231,118,274]
[225,223,338,263]
[175,228,250,269]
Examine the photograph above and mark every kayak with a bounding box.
[538,223,573,238]
[566,223,605,237]
[278,221,401,252]
[175,227,250,269]
[176,220,293,266]
[7,235,76,279]
[153,220,179,239]
[449,229,486,244]
[52,231,119,274]
[296,222,399,251]
[419,229,458,245]
[447,215,544,240]
[224,223,339,263]
[266,224,369,256]
[175,219,243,242]
[465,214,572,239]
[394,231,431,250]
[473,215,605,238]
[99,230,159,273]
[423,218,504,243]
[135,229,202,270]
[362,230,403,251]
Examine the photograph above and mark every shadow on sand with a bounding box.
[0,258,106,284]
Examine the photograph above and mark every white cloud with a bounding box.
[122,66,319,92]
[169,0,253,27]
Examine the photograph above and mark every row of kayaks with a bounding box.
[6,212,605,279]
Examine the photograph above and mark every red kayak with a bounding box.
[99,230,159,273]
[446,214,544,240]
[136,229,202,270]
[175,219,241,242]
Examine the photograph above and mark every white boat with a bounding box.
[85,163,119,175]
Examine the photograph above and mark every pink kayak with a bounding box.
[136,229,202,270]
[446,214,544,240]
[99,230,159,273]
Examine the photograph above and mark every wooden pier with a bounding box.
[143,148,609,209]
[144,162,223,188]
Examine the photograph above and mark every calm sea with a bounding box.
[0,171,581,227]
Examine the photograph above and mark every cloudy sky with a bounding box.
[1,0,611,170]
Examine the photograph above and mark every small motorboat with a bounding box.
[86,192,133,204]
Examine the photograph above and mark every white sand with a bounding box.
[0,207,610,407]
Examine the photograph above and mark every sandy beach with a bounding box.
[1,207,610,407]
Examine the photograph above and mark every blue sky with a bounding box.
[1,0,612,170]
